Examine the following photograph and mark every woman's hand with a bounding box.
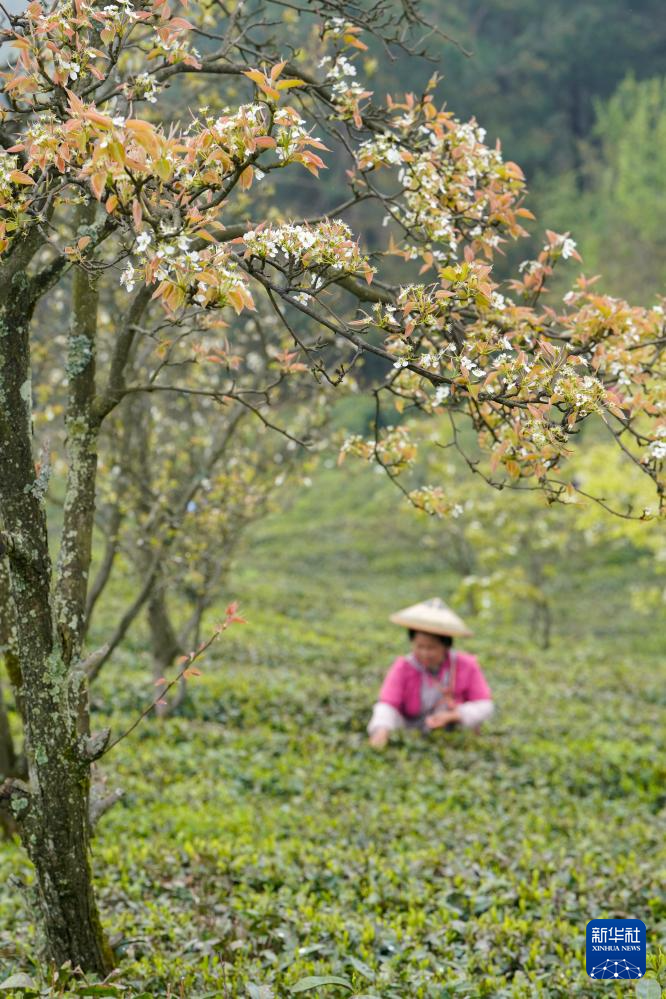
[369,728,390,749]
[425,708,461,730]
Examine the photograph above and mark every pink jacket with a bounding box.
[378,650,491,719]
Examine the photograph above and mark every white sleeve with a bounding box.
[367,702,406,734]
[457,699,494,729]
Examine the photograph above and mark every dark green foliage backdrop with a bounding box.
[435,0,666,182]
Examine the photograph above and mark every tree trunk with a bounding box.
[54,216,100,675]
[84,500,122,641]
[0,234,112,973]
[147,583,186,717]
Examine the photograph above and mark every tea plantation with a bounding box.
[0,466,664,997]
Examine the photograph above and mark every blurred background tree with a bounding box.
[434,0,666,183]
[537,74,666,299]
[364,1,666,302]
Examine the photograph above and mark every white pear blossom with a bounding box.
[561,236,577,259]
[136,230,152,252]
[119,261,135,292]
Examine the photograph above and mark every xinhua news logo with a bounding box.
[586,919,646,980]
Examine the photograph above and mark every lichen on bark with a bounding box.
[0,225,113,973]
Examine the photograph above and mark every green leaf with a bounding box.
[75,988,122,997]
[636,982,662,999]
[247,985,275,999]
[290,976,354,994]
[347,957,375,982]
[0,974,38,992]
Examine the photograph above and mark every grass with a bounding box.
[0,461,664,998]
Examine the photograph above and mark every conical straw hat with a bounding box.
[389,597,473,638]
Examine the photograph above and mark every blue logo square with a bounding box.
[586,919,646,979]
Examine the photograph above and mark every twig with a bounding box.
[100,607,244,757]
